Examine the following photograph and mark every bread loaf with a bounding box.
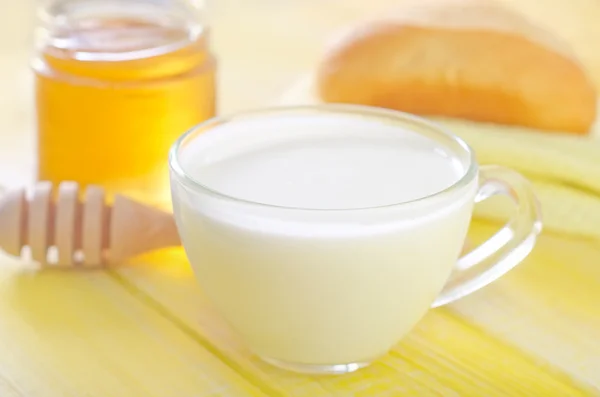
[316,0,597,134]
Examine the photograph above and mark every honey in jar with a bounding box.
[33,0,216,207]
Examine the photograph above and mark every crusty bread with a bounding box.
[316,0,597,134]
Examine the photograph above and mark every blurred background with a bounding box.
[1,0,600,216]
[0,0,598,196]
[2,0,600,113]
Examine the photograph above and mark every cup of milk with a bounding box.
[169,104,542,375]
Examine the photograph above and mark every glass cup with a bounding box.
[169,104,542,375]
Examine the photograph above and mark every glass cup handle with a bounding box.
[431,165,543,308]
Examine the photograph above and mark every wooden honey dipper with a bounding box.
[0,181,181,267]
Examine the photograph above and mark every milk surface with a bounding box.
[172,112,478,365]
[181,114,464,210]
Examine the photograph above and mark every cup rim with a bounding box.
[168,104,478,212]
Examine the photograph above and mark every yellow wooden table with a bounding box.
[1,1,600,395]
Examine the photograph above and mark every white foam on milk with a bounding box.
[174,113,476,237]
[180,114,466,206]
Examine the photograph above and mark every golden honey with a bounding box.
[33,13,215,207]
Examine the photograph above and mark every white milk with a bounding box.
[171,113,478,366]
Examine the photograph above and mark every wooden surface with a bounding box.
[1,0,600,396]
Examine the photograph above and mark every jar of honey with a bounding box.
[32,0,216,208]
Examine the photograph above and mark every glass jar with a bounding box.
[32,0,216,208]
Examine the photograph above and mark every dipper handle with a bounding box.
[0,181,181,267]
